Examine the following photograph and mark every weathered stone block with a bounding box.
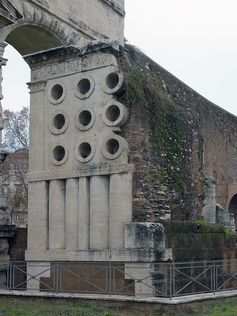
[125,222,165,253]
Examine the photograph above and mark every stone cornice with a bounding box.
[99,0,125,16]
[28,164,134,182]
[0,0,22,25]
[24,42,124,66]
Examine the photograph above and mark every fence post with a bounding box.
[9,262,13,290]
[54,263,61,293]
[6,262,11,290]
[107,261,112,294]
[169,262,173,299]
[58,263,62,293]
[213,263,216,295]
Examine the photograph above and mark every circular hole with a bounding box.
[106,139,120,155]
[78,79,91,95]
[106,72,120,90]
[53,146,66,162]
[51,84,64,101]
[79,110,92,127]
[106,105,121,122]
[53,113,65,130]
[79,142,92,159]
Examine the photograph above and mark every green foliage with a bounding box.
[0,298,118,316]
[224,228,237,239]
[126,67,193,219]
[1,297,237,316]
[186,298,237,316]
[165,221,226,261]
[223,228,237,247]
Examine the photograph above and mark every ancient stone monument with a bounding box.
[0,0,164,295]
[1,0,237,297]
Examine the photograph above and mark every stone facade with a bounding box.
[23,43,237,275]
[0,0,125,54]
[25,46,135,263]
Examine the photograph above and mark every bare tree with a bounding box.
[0,107,29,227]
[0,148,28,227]
[3,107,29,150]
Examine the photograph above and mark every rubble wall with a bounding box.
[121,45,237,222]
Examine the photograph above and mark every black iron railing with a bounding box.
[0,260,237,298]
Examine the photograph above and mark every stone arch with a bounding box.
[5,23,63,55]
[0,1,82,55]
[228,194,237,230]
[6,23,61,55]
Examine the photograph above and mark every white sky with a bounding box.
[2,0,237,115]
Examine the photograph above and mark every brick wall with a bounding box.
[121,45,237,222]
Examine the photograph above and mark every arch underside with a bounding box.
[0,0,80,56]
[0,0,125,57]
[6,25,62,55]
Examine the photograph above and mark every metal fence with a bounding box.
[0,260,237,298]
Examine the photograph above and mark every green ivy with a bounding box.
[126,67,193,217]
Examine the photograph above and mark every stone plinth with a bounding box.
[125,223,166,254]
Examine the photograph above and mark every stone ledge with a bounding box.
[30,0,125,17]
[25,248,161,262]
[0,1,22,25]
[28,164,134,182]
[99,0,125,16]
[1,289,237,305]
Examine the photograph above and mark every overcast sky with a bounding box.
[2,0,237,115]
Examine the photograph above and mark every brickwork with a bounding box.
[121,45,237,223]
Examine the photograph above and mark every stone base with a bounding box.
[125,263,155,297]
[27,262,51,290]
[25,221,171,296]
[25,260,170,297]
[26,248,171,263]
[26,261,134,295]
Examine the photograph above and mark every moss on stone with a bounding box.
[165,222,226,261]
[125,65,193,220]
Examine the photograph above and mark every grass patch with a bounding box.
[0,298,115,316]
[0,297,237,316]
[181,298,237,316]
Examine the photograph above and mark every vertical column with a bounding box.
[27,181,48,252]
[78,177,90,250]
[203,176,216,224]
[109,173,133,249]
[0,42,7,144]
[49,180,65,249]
[65,178,79,250]
[90,176,109,249]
